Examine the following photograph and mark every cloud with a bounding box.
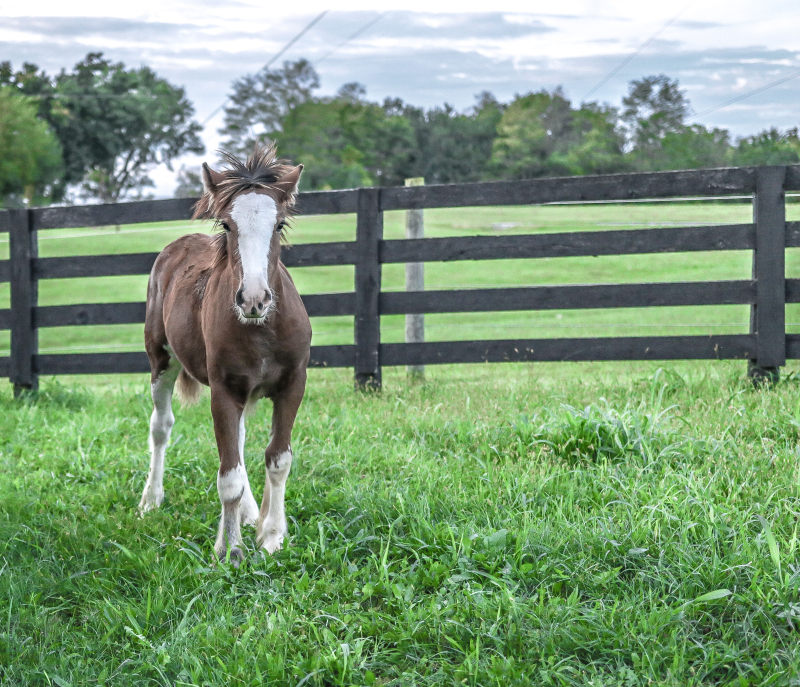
[2,7,799,197]
[2,16,188,38]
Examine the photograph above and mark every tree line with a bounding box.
[2,53,799,207]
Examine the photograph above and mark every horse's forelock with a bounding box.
[192,144,297,221]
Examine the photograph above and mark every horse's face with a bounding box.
[223,190,285,323]
[201,163,302,325]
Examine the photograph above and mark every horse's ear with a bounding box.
[275,164,303,204]
[202,162,224,194]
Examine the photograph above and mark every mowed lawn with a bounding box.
[2,361,800,684]
[0,198,799,356]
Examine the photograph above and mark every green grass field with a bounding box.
[3,362,800,684]
[3,201,800,684]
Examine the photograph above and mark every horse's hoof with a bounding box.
[229,547,244,567]
[216,546,244,568]
[138,490,163,515]
[258,530,285,555]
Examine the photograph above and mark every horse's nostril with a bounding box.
[257,302,264,310]
[236,289,245,307]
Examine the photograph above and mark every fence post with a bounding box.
[404,177,425,382]
[354,187,383,390]
[9,208,38,396]
[748,166,786,385]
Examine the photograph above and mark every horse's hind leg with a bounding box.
[139,352,180,513]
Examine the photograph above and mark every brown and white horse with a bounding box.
[139,144,310,564]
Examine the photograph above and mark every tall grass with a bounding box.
[2,361,800,684]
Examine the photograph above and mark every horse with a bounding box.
[139,143,310,565]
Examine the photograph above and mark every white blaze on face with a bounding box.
[230,192,277,305]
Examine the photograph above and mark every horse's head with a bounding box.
[194,144,303,324]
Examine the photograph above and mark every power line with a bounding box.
[693,69,800,118]
[200,10,329,127]
[264,10,329,69]
[313,12,385,66]
[581,4,691,102]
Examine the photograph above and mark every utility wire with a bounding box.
[264,10,329,69]
[200,10,329,127]
[313,12,385,66]
[693,69,800,118]
[581,4,691,102]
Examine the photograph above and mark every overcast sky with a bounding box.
[3,0,799,197]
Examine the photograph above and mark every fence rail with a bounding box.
[2,164,800,392]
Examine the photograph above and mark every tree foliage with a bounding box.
[622,75,690,155]
[1,53,204,203]
[220,59,319,157]
[173,165,203,198]
[5,52,799,204]
[490,90,624,178]
[55,54,204,202]
[0,88,62,206]
[218,64,799,191]
[731,128,800,166]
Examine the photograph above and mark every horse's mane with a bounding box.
[192,142,298,220]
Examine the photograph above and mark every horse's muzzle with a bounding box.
[235,287,272,320]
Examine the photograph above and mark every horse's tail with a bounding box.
[175,369,203,406]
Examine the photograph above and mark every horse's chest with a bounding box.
[246,349,288,397]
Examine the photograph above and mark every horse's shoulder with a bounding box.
[156,233,218,266]
[166,232,216,251]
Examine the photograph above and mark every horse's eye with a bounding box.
[221,221,231,232]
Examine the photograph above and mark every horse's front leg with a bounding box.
[258,368,306,554]
[210,386,249,565]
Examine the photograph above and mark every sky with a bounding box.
[2,0,799,197]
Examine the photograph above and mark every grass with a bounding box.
[2,199,800,683]
[2,361,800,684]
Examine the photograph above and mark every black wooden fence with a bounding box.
[1,164,799,393]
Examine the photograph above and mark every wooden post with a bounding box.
[354,187,383,390]
[405,177,425,382]
[9,208,38,396]
[748,166,786,385]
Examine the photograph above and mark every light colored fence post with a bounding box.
[405,177,425,381]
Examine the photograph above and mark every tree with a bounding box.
[731,128,800,166]
[554,102,626,175]
[488,91,630,179]
[1,54,204,203]
[0,61,69,198]
[272,86,418,190]
[219,59,319,157]
[622,75,690,166]
[654,125,732,171]
[0,88,62,207]
[404,94,503,184]
[174,165,203,198]
[56,53,204,202]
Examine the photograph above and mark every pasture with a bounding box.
[3,363,800,684]
[2,200,800,684]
